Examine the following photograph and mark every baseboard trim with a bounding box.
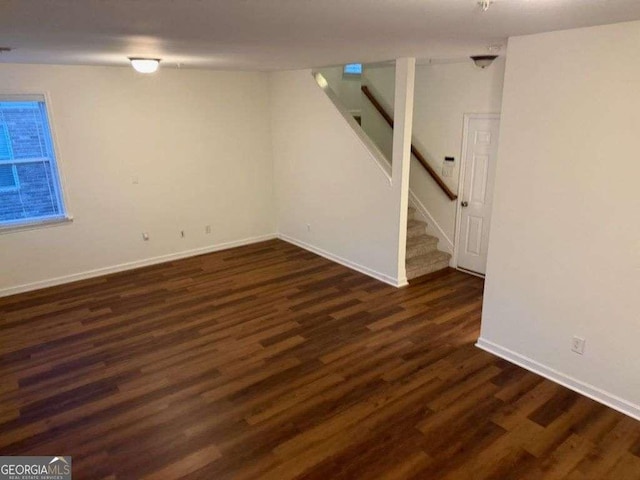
[456,266,485,279]
[409,190,454,256]
[0,233,278,298]
[476,337,640,422]
[278,233,406,288]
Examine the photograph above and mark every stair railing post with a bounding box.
[391,57,416,286]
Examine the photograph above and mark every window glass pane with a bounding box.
[0,164,16,189]
[1,101,49,159]
[0,99,66,226]
[0,124,12,160]
[344,63,363,76]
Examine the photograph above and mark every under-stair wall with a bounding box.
[269,69,405,286]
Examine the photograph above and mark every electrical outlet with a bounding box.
[571,336,586,355]
[205,225,212,234]
[142,232,149,241]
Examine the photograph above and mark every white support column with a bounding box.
[391,57,416,286]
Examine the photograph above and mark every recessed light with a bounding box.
[129,58,161,74]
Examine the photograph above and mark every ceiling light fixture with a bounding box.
[478,0,494,12]
[471,55,498,69]
[129,58,161,74]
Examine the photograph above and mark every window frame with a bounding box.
[0,92,73,233]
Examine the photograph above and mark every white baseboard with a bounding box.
[2,231,408,297]
[476,337,640,422]
[278,233,407,288]
[0,233,277,298]
[409,190,454,257]
[456,266,485,279]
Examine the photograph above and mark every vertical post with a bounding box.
[391,58,416,286]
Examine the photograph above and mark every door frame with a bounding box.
[452,113,501,276]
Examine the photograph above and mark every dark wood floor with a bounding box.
[1,239,639,479]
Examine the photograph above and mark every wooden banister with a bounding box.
[361,85,458,201]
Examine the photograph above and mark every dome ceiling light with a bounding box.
[470,55,499,69]
[129,58,161,74]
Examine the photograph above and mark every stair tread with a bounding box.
[405,212,449,279]
[406,234,439,260]
[406,250,451,269]
[406,259,451,280]
[406,234,438,247]
[407,219,426,229]
[406,219,428,239]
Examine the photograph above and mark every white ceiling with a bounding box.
[1,0,639,70]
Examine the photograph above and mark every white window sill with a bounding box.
[0,215,74,234]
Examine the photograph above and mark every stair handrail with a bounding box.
[361,85,458,201]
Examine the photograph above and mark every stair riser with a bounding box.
[407,223,427,238]
[405,209,450,281]
[406,260,450,280]
[406,240,438,258]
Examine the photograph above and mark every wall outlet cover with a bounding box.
[571,336,586,355]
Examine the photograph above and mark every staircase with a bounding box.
[406,206,451,280]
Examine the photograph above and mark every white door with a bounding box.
[456,115,500,275]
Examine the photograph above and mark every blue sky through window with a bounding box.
[343,63,362,76]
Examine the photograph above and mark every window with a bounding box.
[0,95,67,228]
[343,63,363,77]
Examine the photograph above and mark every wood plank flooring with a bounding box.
[1,239,639,479]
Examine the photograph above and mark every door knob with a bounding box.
[461,201,469,207]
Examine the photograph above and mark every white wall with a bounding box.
[360,60,505,245]
[269,69,404,286]
[361,65,396,163]
[0,64,275,295]
[411,59,504,244]
[479,21,640,419]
